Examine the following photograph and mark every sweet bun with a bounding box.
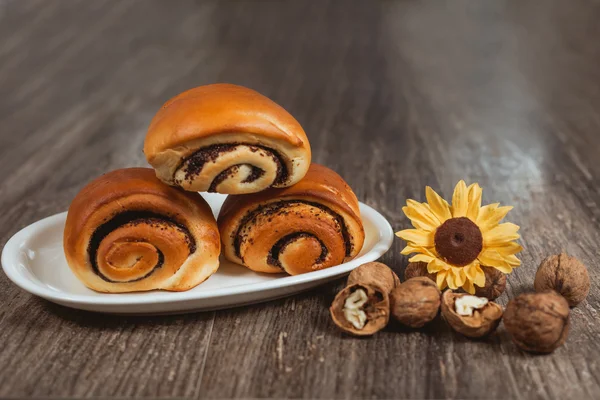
[144,83,311,194]
[63,168,220,292]
[217,164,365,275]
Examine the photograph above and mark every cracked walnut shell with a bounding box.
[390,277,441,328]
[534,253,590,307]
[330,284,390,336]
[441,291,503,338]
[504,291,570,353]
[330,262,400,336]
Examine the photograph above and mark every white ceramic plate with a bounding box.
[1,193,393,314]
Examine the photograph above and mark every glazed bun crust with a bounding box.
[144,83,311,194]
[64,168,220,293]
[218,164,365,275]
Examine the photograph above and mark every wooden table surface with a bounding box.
[1,1,599,399]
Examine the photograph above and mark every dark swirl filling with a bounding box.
[232,200,353,267]
[176,143,288,192]
[266,232,329,268]
[87,211,196,283]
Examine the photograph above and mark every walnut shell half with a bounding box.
[330,284,389,336]
[504,291,569,353]
[390,277,441,328]
[441,291,503,338]
[534,253,590,307]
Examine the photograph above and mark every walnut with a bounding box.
[441,291,503,338]
[330,262,400,336]
[348,262,401,293]
[534,253,590,307]
[474,267,507,300]
[403,262,436,282]
[390,277,441,328]
[330,284,389,336]
[504,291,570,353]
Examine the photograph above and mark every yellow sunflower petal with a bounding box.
[476,203,498,227]
[462,280,476,295]
[426,186,452,223]
[483,223,520,246]
[477,205,514,233]
[472,264,485,287]
[446,268,467,289]
[478,249,511,270]
[490,241,523,256]
[436,270,449,290]
[466,183,482,221]
[409,254,435,264]
[451,267,467,287]
[446,270,459,290]
[479,250,516,273]
[401,244,436,257]
[403,207,433,231]
[492,265,513,274]
[464,265,476,281]
[395,229,434,247]
[451,180,469,218]
[403,200,440,231]
[401,245,418,255]
[428,258,450,273]
[504,254,522,267]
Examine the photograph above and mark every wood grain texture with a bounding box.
[1,0,599,398]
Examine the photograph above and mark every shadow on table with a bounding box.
[37,297,216,329]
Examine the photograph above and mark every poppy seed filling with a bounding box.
[176,143,288,191]
[87,211,196,283]
[232,200,353,262]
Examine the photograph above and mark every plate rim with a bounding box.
[1,202,393,306]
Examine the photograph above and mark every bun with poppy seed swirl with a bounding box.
[217,164,365,275]
[144,83,311,194]
[63,168,220,293]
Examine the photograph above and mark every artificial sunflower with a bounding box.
[396,181,522,294]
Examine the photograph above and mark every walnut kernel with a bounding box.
[441,291,503,338]
[330,262,399,336]
[330,284,389,336]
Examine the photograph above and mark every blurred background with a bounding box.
[3,0,600,258]
[2,0,600,213]
[1,1,600,398]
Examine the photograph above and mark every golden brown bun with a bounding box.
[144,83,311,194]
[218,164,365,275]
[63,168,220,293]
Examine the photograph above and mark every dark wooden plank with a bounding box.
[0,0,599,398]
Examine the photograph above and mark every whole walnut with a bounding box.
[348,262,401,293]
[474,267,507,300]
[441,291,503,338]
[390,277,441,328]
[534,253,590,307]
[504,291,570,353]
[404,262,436,282]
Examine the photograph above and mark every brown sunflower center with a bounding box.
[434,217,483,266]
